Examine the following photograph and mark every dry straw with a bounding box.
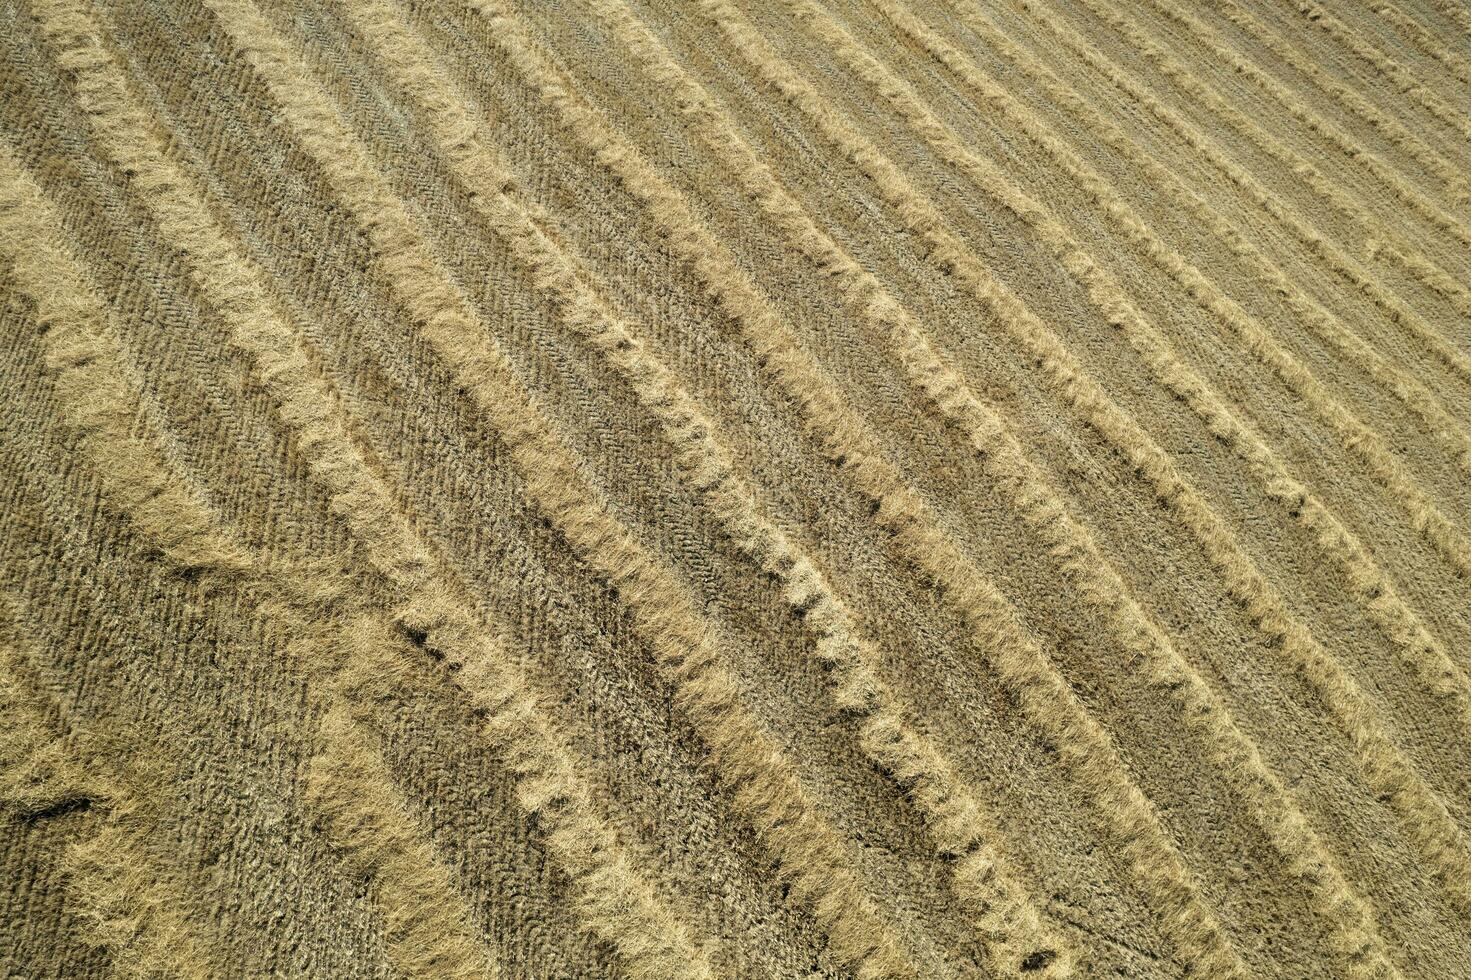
[337,1,1068,973]
[889,0,1471,474]
[183,0,916,973]
[517,0,1257,972]
[1005,0,1471,387]
[1288,0,1471,143]
[12,9,718,975]
[6,0,1471,973]
[1211,0,1466,204]
[1080,0,1471,336]
[793,0,1471,586]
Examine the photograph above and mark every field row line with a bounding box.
[688,0,1471,926]
[1003,0,1471,387]
[337,0,1078,972]
[11,8,720,976]
[1128,0,1471,315]
[1285,0,1471,146]
[1051,0,1471,352]
[883,0,1471,488]
[485,0,1438,971]
[183,0,933,973]
[808,0,1471,584]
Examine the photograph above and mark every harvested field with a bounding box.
[2,0,1469,975]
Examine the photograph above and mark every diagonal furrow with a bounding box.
[1000,0,1471,388]
[1212,0,1468,204]
[878,0,1471,477]
[1283,0,1471,147]
[697,0,1471,767]
[501,0,1471,926]
[1129,0,1471,307]
[331,1,1071,973]
[849,0,1471,548]
[169,0,918,973]
[475,0,1270,973]
[1366,0,1471,90]
[1060,0,1471,341]
[16,11,718,976]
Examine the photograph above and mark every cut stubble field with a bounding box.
[2,0,1470,977]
